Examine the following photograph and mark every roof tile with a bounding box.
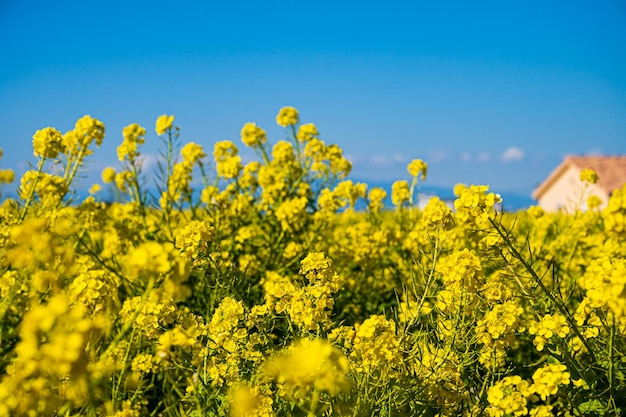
[567,155,626,193]
[533,155,626,200]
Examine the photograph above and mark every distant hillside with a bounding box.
[359,179,536,212]
[1,178,537,212]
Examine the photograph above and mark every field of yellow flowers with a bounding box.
[1,107,625,416]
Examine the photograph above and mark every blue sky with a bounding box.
[1,0,625,201]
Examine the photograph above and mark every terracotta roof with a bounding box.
[533,155,626,200]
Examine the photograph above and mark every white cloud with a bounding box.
[460,152,471,162]
[500,146,525,162]
[370,154,391,165]
[366,153,408,165]
[428,150,449,163]
[476,152,491,162]
[138,153,160,173]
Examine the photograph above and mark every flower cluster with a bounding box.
[175,220,215,262]
[1,107,624,416]
[486,375,534,417]
[528,313,570,351]
[351,315,403,375]
[579,168,599,184]
[454,184,501,227]
[117,123,146,162]
[579,256,626,324]
[263,338,350,399]
[32,127,65,159]
[155,114,175,135]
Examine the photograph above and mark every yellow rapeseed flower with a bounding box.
[241,122,267,148]
[579,168,599,184]
[531,363,570,401]
[181,142,206,165]
[391,180,410,207]
[276,106,299,127]
[0,169,15,184]
[407,158,428,180]
[228,385,274,417]
[486,375,534,417]
[264,338,350,397]
[155,114,175,135]
[296,123,319,142]
[74,114,105,148]
[117,123,146,161]
[101,166,116,183]
[32,127,65,158]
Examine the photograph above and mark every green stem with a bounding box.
[416,232,439,315]
[129,159,145,212]
[409,175,418,206]
[259,144,271,165]
[19,156,46,222]
[608,314,615,404]
[489,217,598,364]
[307,387,319,417]
[64,146,87,191]
[291,124,303,164]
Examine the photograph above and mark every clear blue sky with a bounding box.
[1,0,625,199]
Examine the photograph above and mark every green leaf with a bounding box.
[578,399,605,415]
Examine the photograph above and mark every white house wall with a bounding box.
[537,165,609,213]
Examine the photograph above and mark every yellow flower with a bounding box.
[579,168,599,184]
[528,313,569,351]
[175,220,215,260]
[117,123,146,162]
[101,167,116,183]
[0,169,15,184]
[264,338,350,396]
[530,405,554,417]
[454,184,501,227]
[155,114,175,135]
[477,301,524,344]
[241,122,267,148]
[527,205,544,218]
[74,114,105,148]
[486,375,534,417]
[114,171,133,193]
[603,183,626,235]
[119,293,177,339]
[181,142,206,165]
[531,363,570,401]
[407,158,428,180]
[274,196,308,231]
[276,106,299,127]
[587,194,603,210]
[213,140,239,161]
[299,252,334,280]
[391,180,410,207]
[367,187,387,213]
[420,196,455,230]
[352,315,402,373]
[296,123,319,142]
[579,257,626,320]
[229,385,274,417]
[271,141,295,164]
[333,180,367,208]
[217,155,243,179]
[32,127,65,158]
[89,184,101,194]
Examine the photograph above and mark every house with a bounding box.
[532,155,626,213]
